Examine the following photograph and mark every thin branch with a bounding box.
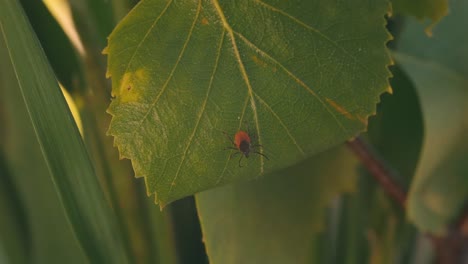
[347,136,468,264]
[346,136,407,207]
[455,203,468,237]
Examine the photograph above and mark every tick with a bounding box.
[224,130,269,167]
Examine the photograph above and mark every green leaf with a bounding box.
[392,0,448,35]
[0,153,30,264]
[393,52,468,234]
[196,146,359,264]
[393,0,468,234]
[19,0,84,93]
[106,0,392,205]
[42,0,181,262]
[0,0,130,262]
[394,54,468,234]
[1,26,87,263]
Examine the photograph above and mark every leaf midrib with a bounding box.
[211,0,266,174]
[112,0,391,202]
[167,29,226,197]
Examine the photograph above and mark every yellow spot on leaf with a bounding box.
[201,17,209,25]
[251,55,277,72]
[117,68,148,103]
[326,98,354,120]
[252,55,267,67]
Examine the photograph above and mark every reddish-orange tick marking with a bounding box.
[224,130,269,167]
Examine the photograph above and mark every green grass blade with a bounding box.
[1,30,88,263]
[0,153,30,264]
[0,0,129,262]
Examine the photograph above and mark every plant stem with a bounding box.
[346,136,407,207]
[347,136,468,264]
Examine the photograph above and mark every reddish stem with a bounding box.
[347,136,468,264]
[346,136,407,207]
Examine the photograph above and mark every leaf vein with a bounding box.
[253,0,385,80]
[120,0,174,80]
[233,31,348,135]
[212,0,265,174]
[130,0,201,140]
[216,94,250,185]
[252,91,306,156]
[168,29,226,194]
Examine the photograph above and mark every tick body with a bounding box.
[234,131,252,157]
[224,130,269,167]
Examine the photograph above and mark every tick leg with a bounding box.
[238,155,244,167]
[229,151,240,160]
[224,147,237,151]
[254,151,270,160]
[223,131,235,146]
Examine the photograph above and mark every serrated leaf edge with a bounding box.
[105,0,394,207]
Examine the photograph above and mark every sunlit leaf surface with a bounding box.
[107,0,392,205]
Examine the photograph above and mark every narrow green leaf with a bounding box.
[1,27,87,264]
[196,146,359,264]
[106,0,392,205]
[0,153,30,264]
[0,0,129,262]
[145,198,179,264]
[0,243,8,264]
[44,0,181,262]
[65,1,181,262]
[18,0,84,93]
[392,0,448,35]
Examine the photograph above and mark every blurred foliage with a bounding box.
[393,0,468,233]
[0,0,466,263]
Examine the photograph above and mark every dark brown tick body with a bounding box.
[225,130,269,167]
